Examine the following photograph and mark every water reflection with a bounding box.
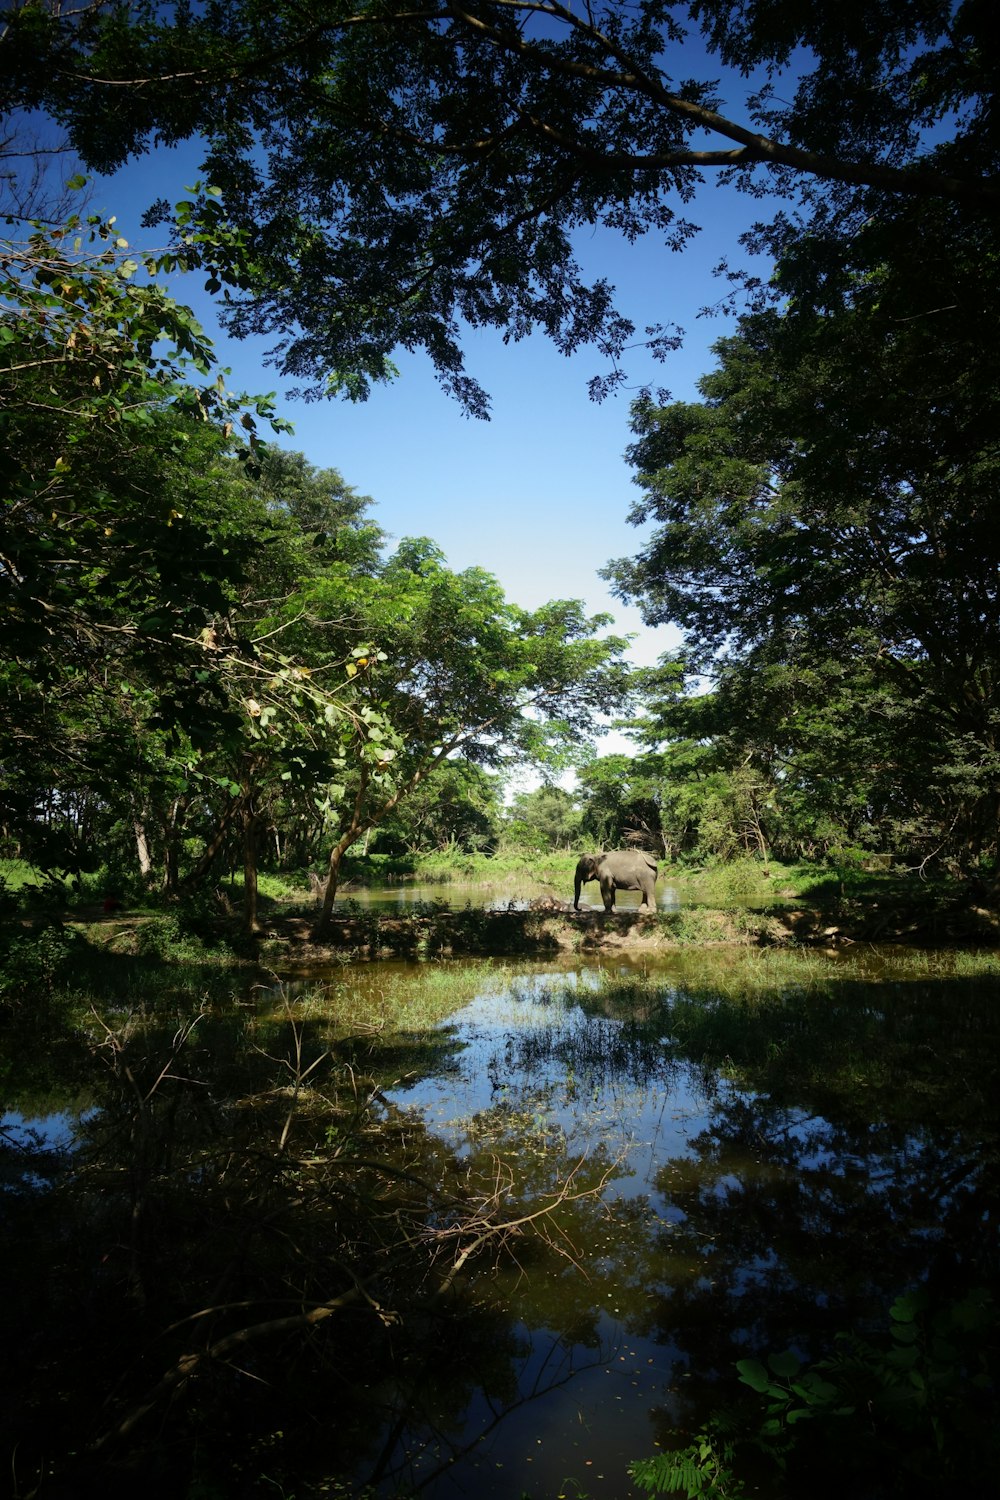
[331,881,683,913]
[2,951,998,1499]
[356,962,1000,1497]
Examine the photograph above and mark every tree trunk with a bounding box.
[163,831,179,894]
[134,819,153,881]
[313,840,347,936]
[179,793,246,890]
[162,798,187,894]
[243,805,259,935]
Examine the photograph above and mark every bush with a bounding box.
[134,914,187,959]
[0,925,90,1004]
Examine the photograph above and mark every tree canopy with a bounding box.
[1,205,627,922]
[4,3,999,886]
[605,185,1000,874]
[3,1,996,412]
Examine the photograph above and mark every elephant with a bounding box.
[573,850,658,912]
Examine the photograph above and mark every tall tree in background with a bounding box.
[504,784,582,852]
[606,190,1000,874]
[368,760,502,855]
[298,544,629,925]
[574,754,665,854]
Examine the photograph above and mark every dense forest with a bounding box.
[3,2,998,921]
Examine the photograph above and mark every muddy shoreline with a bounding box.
[255,895,1000,964]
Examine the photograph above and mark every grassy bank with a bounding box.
[338,850,973,910]
[1,850,971,910]
[3,855,995,971]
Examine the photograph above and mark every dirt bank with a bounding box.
[256,895,1000,964]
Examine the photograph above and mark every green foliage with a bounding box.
[608,183,1000,875]
[633,1290,999,1499]
[630,1434,746,1498]
[736,1289,998,1477]
[369,760,502,855]
[574,752,664,852]
[6,6,998,902]
[0,206,626,919]
[299,544,628,917]
[130,913,185,959]
[503,784,583,852]
[0,206,308,888]
[5,3,995,411]
[0,924,89,1004]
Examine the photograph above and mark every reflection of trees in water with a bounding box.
[0,994,636,1496]
[2,965,998,1494]
[477,970,1000,1432]
[633,976,1000,1420]
[364,1309,611,1495]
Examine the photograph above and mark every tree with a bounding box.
[574,753,665,853]
[0,208,302,876]
[504,783,582,852]
[0,210,405,925]
[3,2,996,413]
[370,759,502,855]
[604,189,1000,874]
[300,543,629,926]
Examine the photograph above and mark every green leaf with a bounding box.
[890,1292,926,1324]
[736,1359,770,1393]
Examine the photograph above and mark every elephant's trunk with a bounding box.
[573,873,583,911]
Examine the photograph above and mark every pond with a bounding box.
[329,879,683,912]
[2,944,998,1498]
[296,953,1000,1498]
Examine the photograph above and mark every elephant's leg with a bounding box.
[601,879,615,911]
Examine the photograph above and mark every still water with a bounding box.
[273,952,1000,1498]
[3,946,998,1497]
[368,971,701,1497]
[330,880,682,912]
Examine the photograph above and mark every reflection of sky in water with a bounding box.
[332,881,683,912]
[2,1109,81,1152]
[375,973,707,1495]
[2,1108,88,1192]
[391,974,709,1204]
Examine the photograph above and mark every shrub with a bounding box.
[0,925,89,1004]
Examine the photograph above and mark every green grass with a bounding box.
[267,958,527,1033]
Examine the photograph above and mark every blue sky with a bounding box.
[95,151,768,688]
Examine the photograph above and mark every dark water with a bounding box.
[2,947,998,1497]
[331,959,1000,1497]
[369,971,703,1496]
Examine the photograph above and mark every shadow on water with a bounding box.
[1,946,998,1497]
